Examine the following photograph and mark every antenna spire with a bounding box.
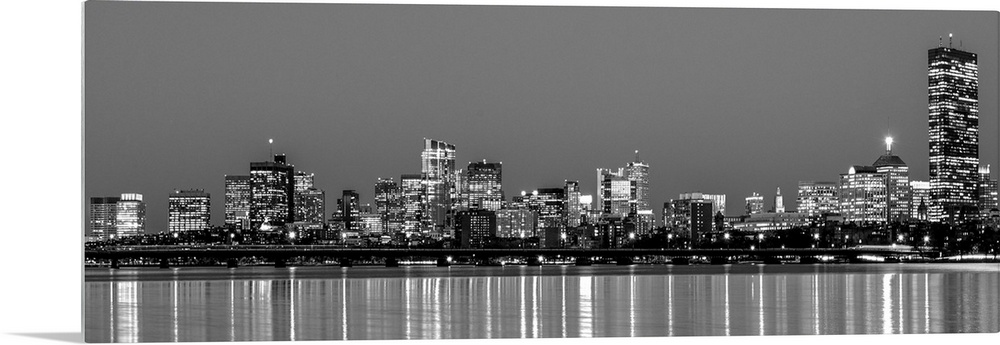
[949,33,953,48]
[634,149,639,163]
[268,138,274,159]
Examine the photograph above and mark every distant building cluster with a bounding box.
[88,37,999,248]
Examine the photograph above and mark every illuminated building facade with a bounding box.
[400,174,424,233]
[745,192,764,215]
[773,187,785,213]
[464,161,503,211]
[456,209,497,248]
[564,180,582,228]
[532,188,566,230]
[168,189,211,233]
[250,154,294,230]
[664,193,715,239]
[375,178,404,233]
[598,168,632,216]
[497,209,537,239]
[839,165,887,223]
[89,196,120,239]
[796,181,839,218]
[338,190,360,232]
[224,175,251,231]
[293,171,326,224]
[928,39,979,223]
[115,193,145,237]
[911,180,931,221]
[873,138,911,223]
[979,165,999,215]
[420,139,456,233]
[625,152,650,213]
[701,193,727,216]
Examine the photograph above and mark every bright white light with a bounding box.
[667,234,674,239]
[750,245,755,250]
[269,139,273,144]
[288,231,296,239]
[923,236,930,243]
[629,233,635,239]
[561,233,567,239]
[537,255,544,262]
[813,233,820,240]
[446,256,453,263]
[723,233,730,240]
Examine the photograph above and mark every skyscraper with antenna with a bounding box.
[928,34,979,223]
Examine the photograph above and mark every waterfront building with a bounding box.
[979,165,999,215]
[928,37,979,223]
[625,151,650,213]
[421,138,456,233]
[375,178,405,233]
[400,174,424,233]
[731,212,810,233]
[168,189,211,233]
[598,168,632,216]
[873,137,911,223]
[664,193,714,239]
[911,180,931,221]
[293,171,326,224]
[456,209,497,248]
[796,181,839,218]
[496,208,537,238]
[224,175,252,231]
[701,193,727,216]
[89,196,120,240]
[773,187,785,213]
[464,160,503,211]
[745,192,764,215]
[359,211,383,234]
[115,193,145,237]
[250,154,294,230]
[597,215,629,248]
[839,165,887,223]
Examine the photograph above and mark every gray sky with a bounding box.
[84,2,999,233]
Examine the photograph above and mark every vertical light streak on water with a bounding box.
[882,273,892,334]
[724,274,730,336]
[341,278,347,340]
[629,275,636,337]
[486,277,492,338]
[404,279,411,340]
[434,278,442,339]
[845,275,853,334]
[229,280,235,341]
[813,273,819,335]
[520,276,526,338]
[561,276,566,338]
[290,279,296,342]
[578,276,592,338]
[114,281,139,343]
[171,280,178,342]
[667,275,674,336]
[897,274,903,334]
[758,272,764,336]
[924,273,929,333]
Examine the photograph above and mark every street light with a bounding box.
[629,232,636,249]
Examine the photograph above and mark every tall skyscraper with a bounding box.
[375,178,404,233]
[745,192,764,215]
[464,160,503,211]
[89,196,120,240]
[400,174,424,233]
[339,190,360,232]
[597,168,632,216]
[773,187,785,213]
[168,189,211,233]
[928,37,979,223]
[839,165,887,223]
[910,180,931,221]
[979,165,999,215]
[250,154,294,230]
[873,137,911,223]
[115,193,146,237]
[224,175,252,231]
[625,151,650,213]
[564,180,582,228]
[293,171,326,224]
[796,181,839,218]
[420,139,456,233]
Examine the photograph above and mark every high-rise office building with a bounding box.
[873,137,911,223]
[375,178,405,233]
[663,195,713,239]
[796,181,839,218]
[168,189,211,233]
[839,165,887,223]
[464,160,503,211]
[979,165,999,215]
[928,37,979,223]
[773,187,785,213]
[911,180,931,221]
[421,139,456,233]
[400,174,424,233]
[625,152,650,213]
[250,154,294,230]
[564,180,582,228]
[293,171,326,225]
[339,190,361,232]
[89,196,120,239]
[456,209,497,248]
[496,209,537,238]
[598,168,632,216]
[745,192,764,215]
[224,175,252,231]
[701,193,727,216]
[115,193,146,237]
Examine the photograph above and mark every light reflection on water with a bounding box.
[84,264,999,342]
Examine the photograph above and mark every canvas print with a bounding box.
[83,1,1000,343]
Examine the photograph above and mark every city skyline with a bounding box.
[84,3,999,233]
